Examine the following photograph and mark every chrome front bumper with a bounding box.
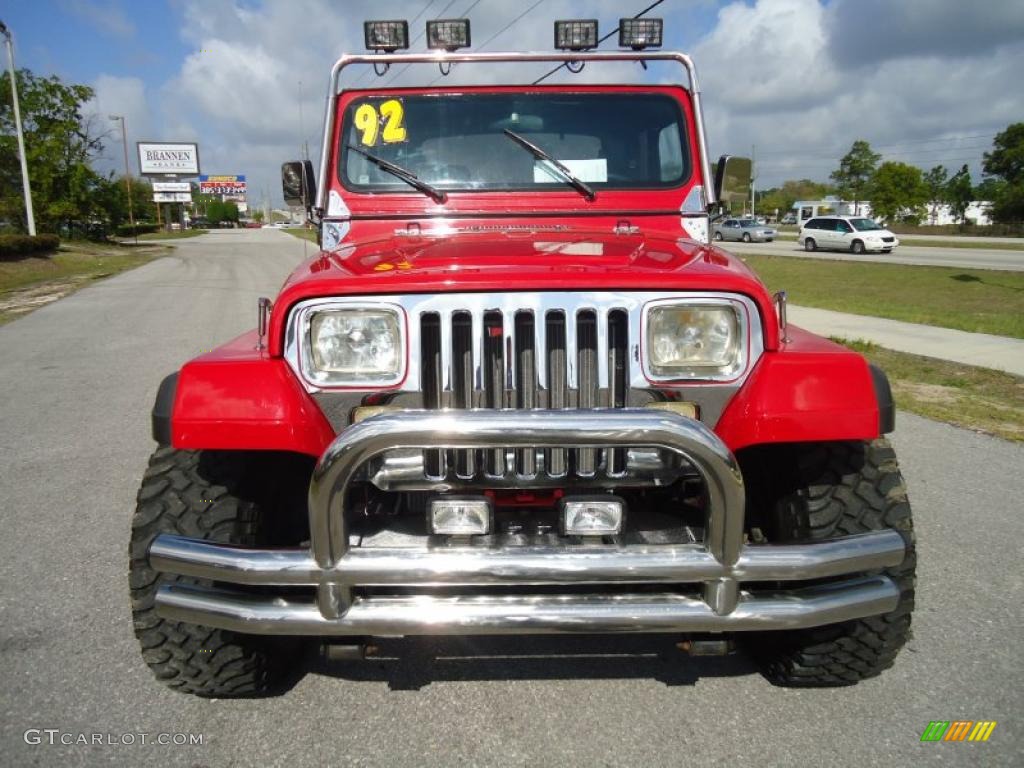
[150,410,905,635]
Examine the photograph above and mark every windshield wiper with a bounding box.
[346,144,447,203]
[502,128,596,201]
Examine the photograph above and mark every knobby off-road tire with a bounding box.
[748,438,916,686]
[129,447,308,697]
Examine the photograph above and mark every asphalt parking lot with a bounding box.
[1,229,1021,767]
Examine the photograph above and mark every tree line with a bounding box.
[1,68,242,237]
[759,124,1024,228]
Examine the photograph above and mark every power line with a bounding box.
[381,0,461,86]
[756,133,996,159]
[425,0,523,86]
[532,0,665,85]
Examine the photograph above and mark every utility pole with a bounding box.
[1,20,36,235]
[750,143,756,219]
[109,115,136,243]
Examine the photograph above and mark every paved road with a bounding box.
[726,240,1024,271]
[1,229,1021,767]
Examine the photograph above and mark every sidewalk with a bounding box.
[788,305,1024,377]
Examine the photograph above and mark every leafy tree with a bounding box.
[982,122,1024,226]
[865,162,927,223]
[758,178,837,218]
[946,164,973,226]
[831,140,880,215]
[0,69,106,233]
[922,165,948,225]
[252,209,264,223]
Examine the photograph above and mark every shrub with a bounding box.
[0,234,61,261]
[115,222,160,237]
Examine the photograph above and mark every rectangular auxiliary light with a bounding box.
[554,19,598,51]
[427,19,471,51]
[429,497,493,535]
[619,17,663,49]
[560,497,625,536]
[364,20,409,52]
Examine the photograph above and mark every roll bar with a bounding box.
[315,50,716,215]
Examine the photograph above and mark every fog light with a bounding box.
[429,497,492,535]
[351,405,405,423]
[560,496,625,535]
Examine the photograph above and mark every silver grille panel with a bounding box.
[285,291,765,480]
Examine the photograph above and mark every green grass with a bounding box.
[835,338,1024,442]
[135,228,208,240]
[284,227,317,242]
[0,241,164,324]
[740,254,1024,338]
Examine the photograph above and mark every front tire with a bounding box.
[746,439,916,686]
[129,447,309,697]
[742,232,752,243]
[804,237,817,251]
[851,239,865,254]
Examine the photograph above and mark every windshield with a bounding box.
[340,93,689,193]
[851,218,883,231]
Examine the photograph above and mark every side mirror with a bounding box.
[713,155,752,214]
[281,160,317,212]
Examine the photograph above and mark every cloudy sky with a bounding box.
[5,0,1023,207]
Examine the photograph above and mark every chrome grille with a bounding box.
[419,304,629,480]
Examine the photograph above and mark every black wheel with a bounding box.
[744,439,916,686]
[713,231,723,241]
[130,447,311,697]
[742,232,752,243]
[804,237,817,252]
[851,239,865,254]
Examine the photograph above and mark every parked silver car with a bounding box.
[712,218,776,243]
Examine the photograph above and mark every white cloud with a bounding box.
[83,75,152,176]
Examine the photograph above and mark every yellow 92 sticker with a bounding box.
[353,99,407,147]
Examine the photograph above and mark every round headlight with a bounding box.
[645,303,742,379]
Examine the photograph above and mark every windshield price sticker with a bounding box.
[353,99,407,147]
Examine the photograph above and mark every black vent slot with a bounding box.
[576,309,598,476]
[420,313,444,477]
[545,311,567,475]
[483,310,505,475]
[515,311,537,475]
[452,311,475,477]
[608,309,629,474]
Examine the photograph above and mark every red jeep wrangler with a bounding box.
[130,20,914,696]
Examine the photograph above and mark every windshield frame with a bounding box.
[336,89,693,196]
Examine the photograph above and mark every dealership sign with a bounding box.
[199,175,247,196]
[138,142,200,175]
[152,181,191,193]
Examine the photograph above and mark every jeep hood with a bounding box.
[271,229,779,353]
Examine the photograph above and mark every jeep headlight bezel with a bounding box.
[642,298,748,381]
[298,302,407,387]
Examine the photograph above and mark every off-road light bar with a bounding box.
[427,19,471,51]
[554,19,598,51]
[364,20,409,52]
[560,497,625,536]
[429,497,493,535]
[619,18,663,50]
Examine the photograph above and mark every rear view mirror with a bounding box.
[714,155,751,214]
[281,160,317,212]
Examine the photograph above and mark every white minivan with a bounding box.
[798,215,899,254]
